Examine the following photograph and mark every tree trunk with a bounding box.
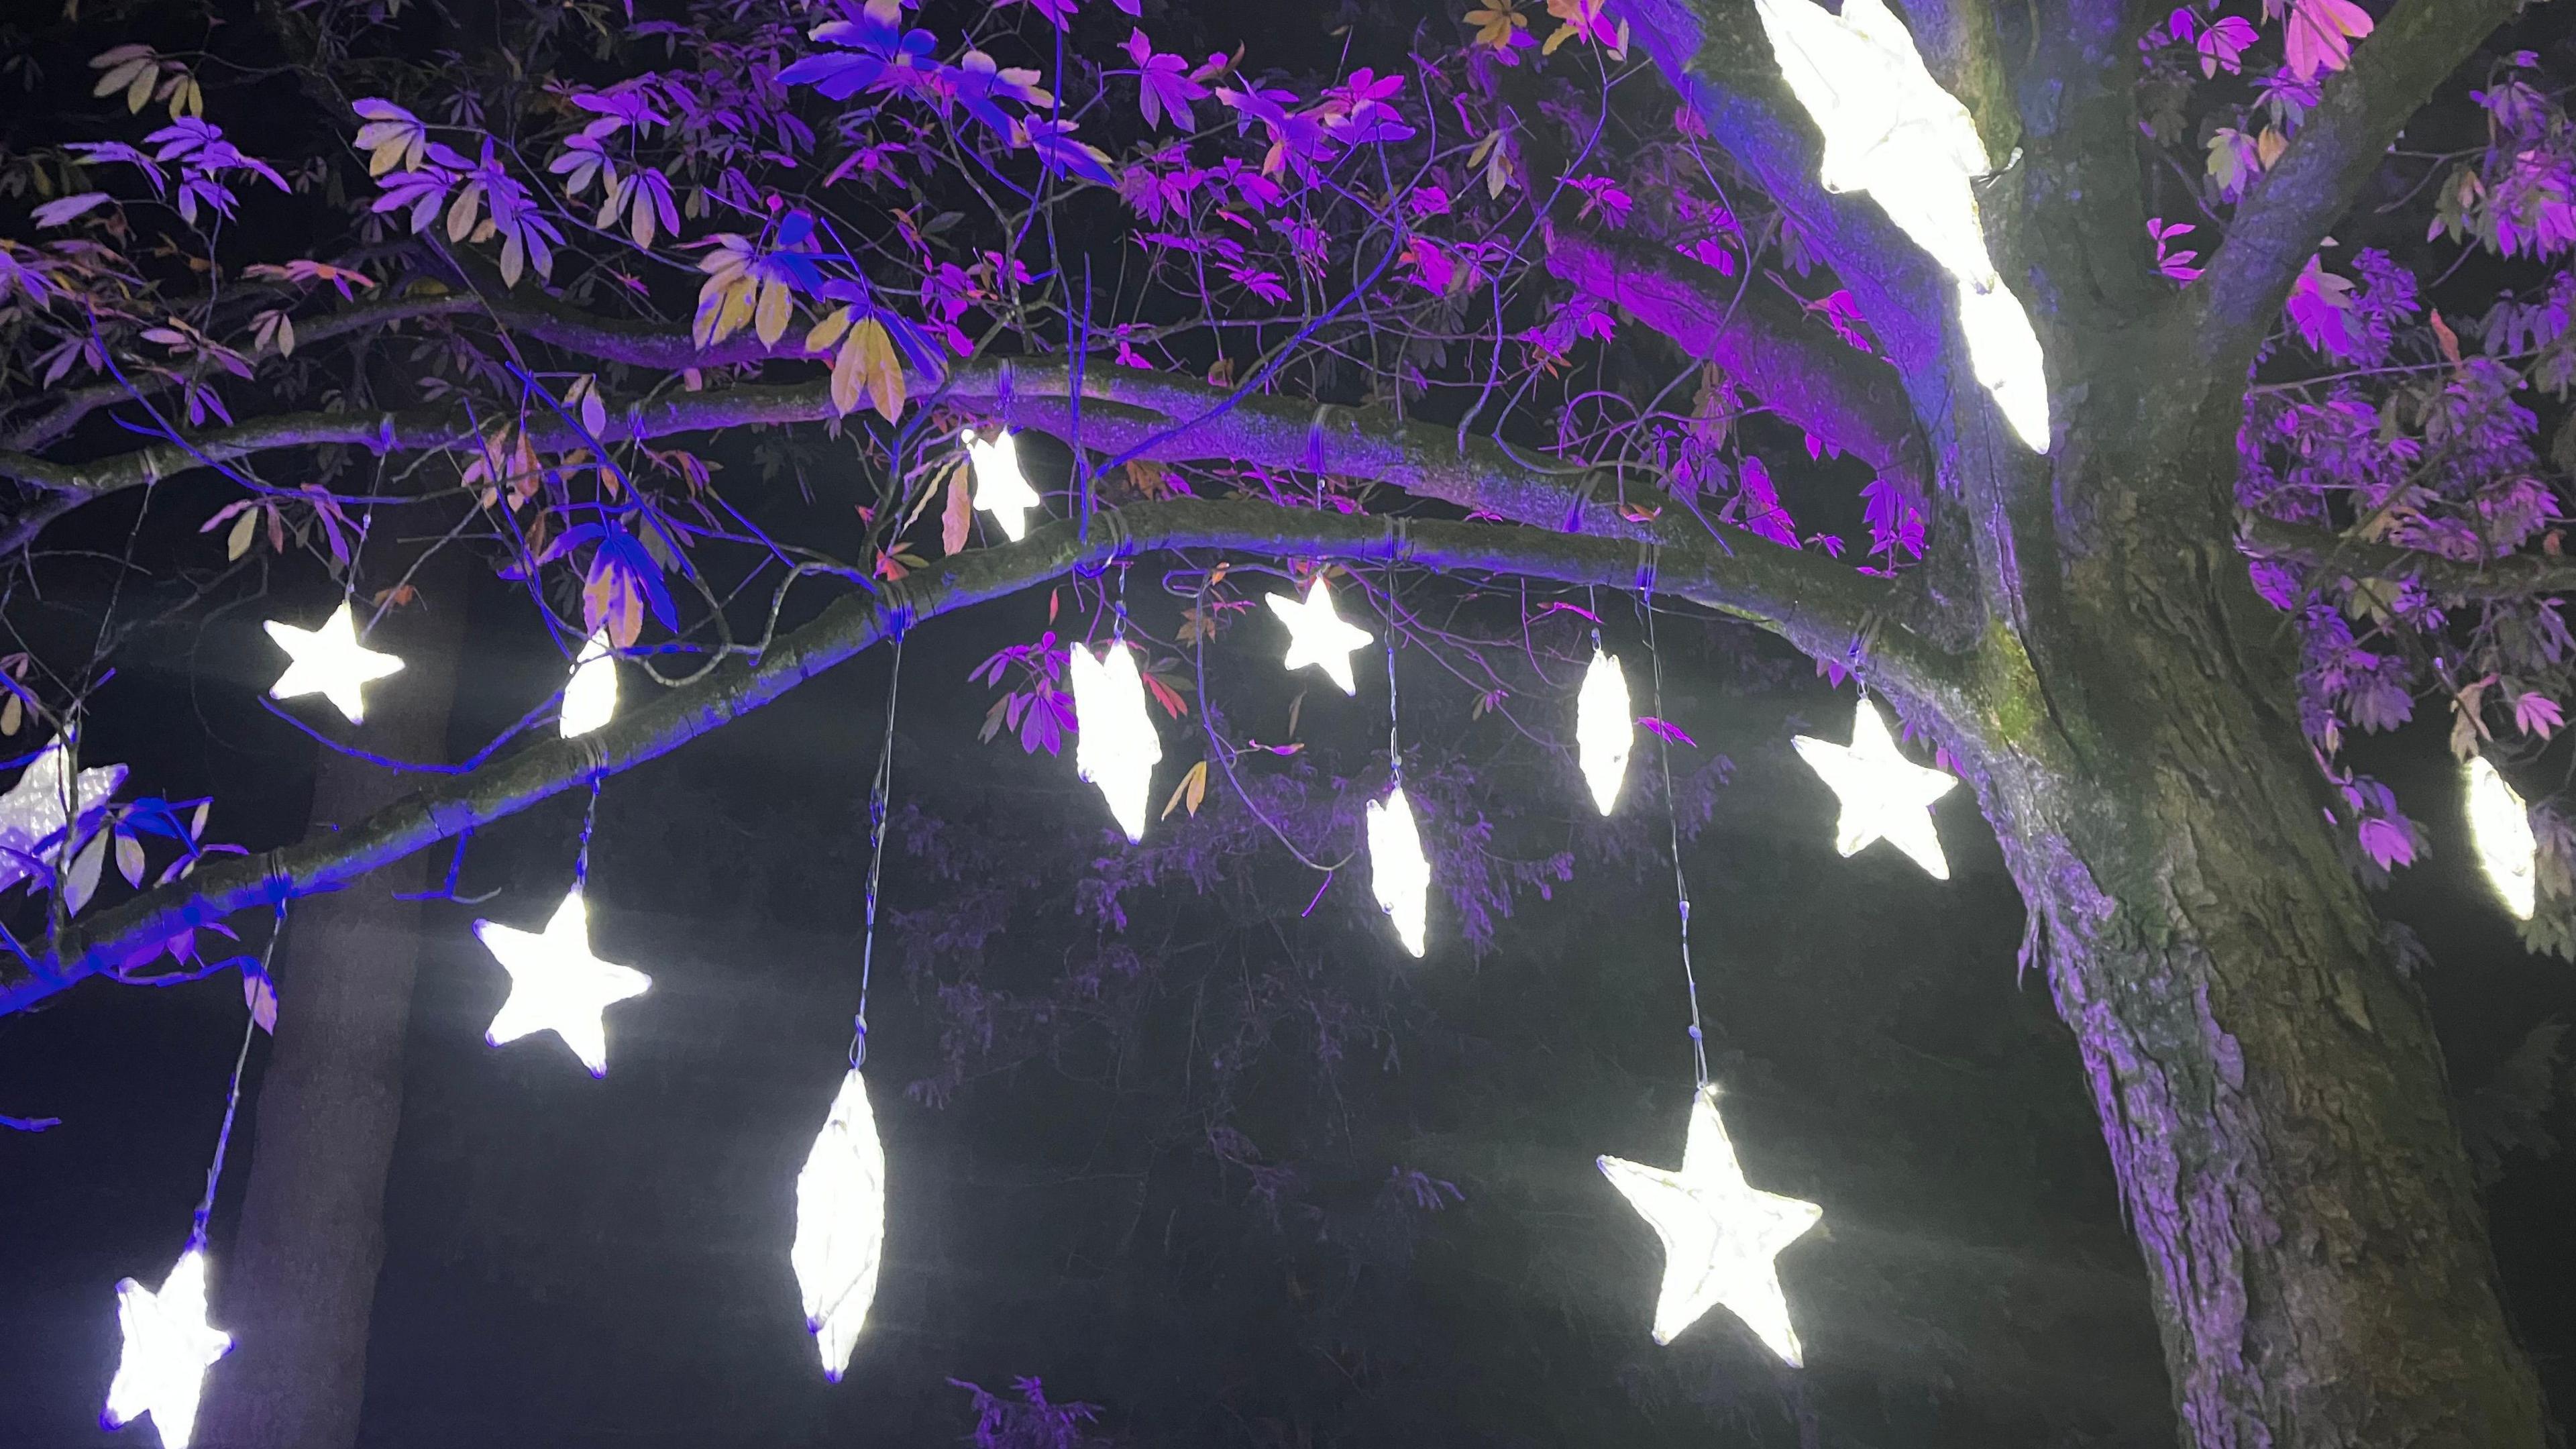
[198,564,468,1449]
[1959,478,2549,1444]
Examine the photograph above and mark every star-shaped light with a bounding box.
[263,600,404,724]
[1576,647,1634,815]
[2467,756,2538,920]
[559,629,619,739]
[962,427,1042,542]
[1069,641,1163,842]
[1265,578,1374,695]
[1366,786,1430,957]
[472,888,651,1077]
[103,1247,232,1449]
[1598,1085,1823,1362]
[1752,0,2049,451]
[0,733,125,894]
[1792,698,1957,879]
[793,1068,886,1381]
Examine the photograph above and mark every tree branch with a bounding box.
[2190,0,2526,369]
[2239,513,2576,602]
[2,497,1955,1013]
[1543,228,1930,497]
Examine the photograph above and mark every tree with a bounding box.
[0,0,2569,1443]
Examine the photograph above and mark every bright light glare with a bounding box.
[473,888,652,1077]
[264,600,405,724]
[559,630,619,739]
[794,1069,886,1381]
[962,427,1042,542]
[103,1248,232,1449]
[1576,647,1634,815]
[1069,640,1163,842]
[2467,757,2538,920]
[1366,786,1430,957]
[1791,698,1957,879]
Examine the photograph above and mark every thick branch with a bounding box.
[2239,513,2576,602]
[2,497,1951,1012]
[1544,229,1930,497]
[2191,0,2525,368]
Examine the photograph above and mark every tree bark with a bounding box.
[196,559,468,1449]
[1943,466,2549,1443]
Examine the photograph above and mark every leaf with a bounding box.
[63,830,107,914]
[114,831,145,889]
[0,694,20,738]
[941,460,975,555]
[244,966,277,1034]
[755,275,793,348]
[1161,759,1209,820]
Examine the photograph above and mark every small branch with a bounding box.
[2239,513,2576,602]
[2190,0,2526,369]
[1543,229,1930,497]
[3,498,1953,1013]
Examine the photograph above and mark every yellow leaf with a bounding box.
[1,694,20,737]
[1162,759,1209,820]
[226,508,256,560]
[754,275,792,348]
[2255,127,2288,171]
[941,458,973,554]
[855,318,905,423]
[830,329,868,416]
[126,65,156,114]
[805,305,852,355]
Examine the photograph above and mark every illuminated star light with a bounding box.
[1069,640,1163,842]
[103,1247,232,1449]
[2466,756,2538,920]
[961,427,1042,542]
[1366,786,1430,957]
[473,888,652,1077]
[1751,0,2050,451]
[793,1069,887,1381]
[1265,578,1375,695]
[1791,698,1957,879]
[1598,1085,1823,1362]
[263,600,404,724]
[1576,647,1634,815]
[559,629,619,739]
[0,733,125,894]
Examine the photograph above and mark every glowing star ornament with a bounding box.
[1792,698,1957,879]
[1069,641,1163,842]
[1265,578,1375,694]
[793,1069,887,1381]
[1576,647,1635,815]
[102,1248,232,1449]
[1751,0,2050,451]
[961,427,1042,542]
[1598,1085,1823,1362]
[0,733,125,894]
[2467,757,2539,920]
[472,888,651,1077]
[1366,787,1430,957]
[559,630,618,739]
[263,600,404,724]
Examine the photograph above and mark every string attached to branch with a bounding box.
[1640,597,1710,1087]
[793,633,899,1382]
[193,900,288,1249]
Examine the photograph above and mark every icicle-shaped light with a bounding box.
[1598,1085,1823,1362]
[1752,0,2049,451]
[1366,787,1430,957]
[2467,756,2538,921]
[1791,698,1957,879]
[1576,647,1635,815]
[793,1068,886,1381]
[1265,578,1375,695]
[102,1248,232,1449]
[263,600,405,723]
[961,427,1041,541]
[559,629,618,739]
[473,888,652,1077]
[1069,640,1163,842]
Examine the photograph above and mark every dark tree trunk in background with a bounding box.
[197,559,467,1449]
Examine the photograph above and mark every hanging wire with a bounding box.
[572,775,604,888]
[1382,563,1403,790]
[849,633,905,1070]
[190,900,288,1251]
[1641,596,1711,1089]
